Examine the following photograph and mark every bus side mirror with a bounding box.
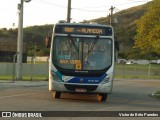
[45,36,51,48]
[115,40,119,51]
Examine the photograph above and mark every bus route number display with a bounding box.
[64,27,104,35]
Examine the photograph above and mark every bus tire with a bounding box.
[55,92,61,99]
[97,93,108,101]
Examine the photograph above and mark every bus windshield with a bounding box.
[53,36,112,71]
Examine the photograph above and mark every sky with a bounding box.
[0,0,152,29]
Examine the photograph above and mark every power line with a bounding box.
[0,0,152,26]
[72,8,108,13]
[34,0,67,8]
[115,0,152,7]
[33,0,152,13]
[17,0,153,20]
[70,0,152,9]
[34,0,107,12]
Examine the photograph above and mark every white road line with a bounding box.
[0,93,35,99]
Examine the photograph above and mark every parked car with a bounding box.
[149,62,158,64]
[118,59,126,64]
[126,61,135,64]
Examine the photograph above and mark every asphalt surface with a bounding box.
[0,79,159,120]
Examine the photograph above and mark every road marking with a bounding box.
[0,93,35,99]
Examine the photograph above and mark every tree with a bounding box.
[135,0,160,55]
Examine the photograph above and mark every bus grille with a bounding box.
[64,84,98,92]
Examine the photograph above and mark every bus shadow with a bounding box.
[52,92,108,103]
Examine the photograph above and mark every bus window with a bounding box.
[83,38,112,70]
[53,36,112,70]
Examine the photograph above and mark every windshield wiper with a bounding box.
[67,35,79,52]
[88,36,99,54]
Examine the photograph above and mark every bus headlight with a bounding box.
[62,76,74,82]
[101,73,113,84]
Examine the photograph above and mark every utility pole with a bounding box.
[17,0,24,80]
[17,0,31,80]
[109,6,118,63]
[67,0,71,23]
[109,6,115,26]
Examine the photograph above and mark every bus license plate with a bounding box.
[75,88,86,92]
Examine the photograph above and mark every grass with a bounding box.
[151,91,160,99]
[0,75,13,80]
[115,75,160,79]
[0,75,48,81]
[27,61,49,64]
[23,75,48,81]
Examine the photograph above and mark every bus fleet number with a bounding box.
[64,27,74,33]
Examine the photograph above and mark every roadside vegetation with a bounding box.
[151,91,160,99]
[0,75,48,81]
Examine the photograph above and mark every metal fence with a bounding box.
[115,64,160,79]
[0,61,49,81]
[0,63,160,81]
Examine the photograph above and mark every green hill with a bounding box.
[0,24,53,56]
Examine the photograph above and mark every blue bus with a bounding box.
[48,22,116,101]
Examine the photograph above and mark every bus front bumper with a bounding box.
[51,81,113,94]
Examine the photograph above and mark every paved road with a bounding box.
[0,79,159,120]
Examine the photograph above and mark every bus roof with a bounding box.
[55,22,113,28]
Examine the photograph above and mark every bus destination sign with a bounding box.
[64,27,104,35]
[55,25,112,36]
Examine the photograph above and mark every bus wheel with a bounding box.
[55,92,61,99]
[97,93,108,101]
